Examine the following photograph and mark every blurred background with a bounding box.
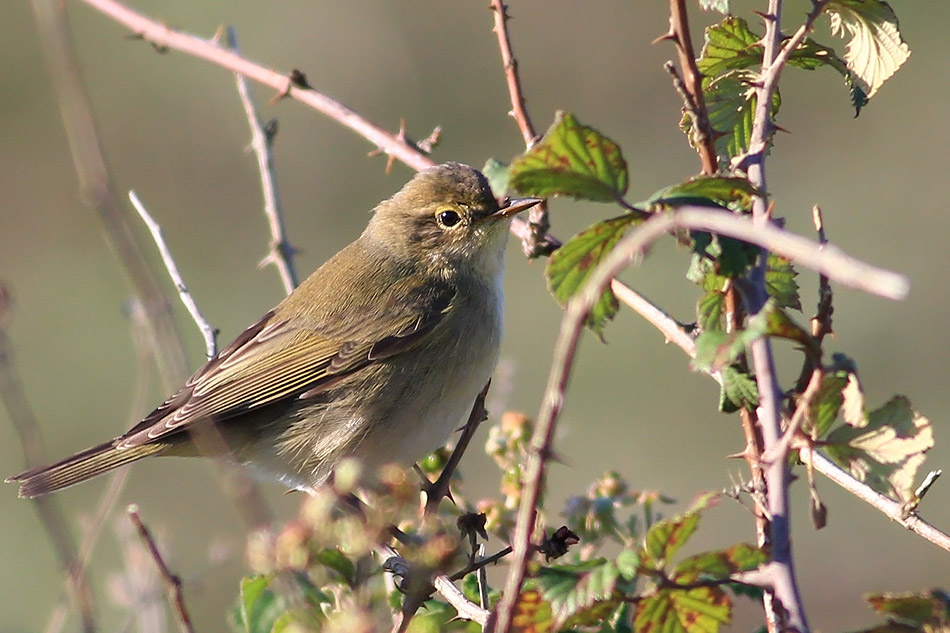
[1,1,947,631]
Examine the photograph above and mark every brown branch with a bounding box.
[421,382,490,516]
[127,505,195,633]
[0,285,97,633]
[227,26,299,295]
[661,0,719,174]
[489,0,550,257]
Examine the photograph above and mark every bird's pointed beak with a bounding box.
[492,197,543,219]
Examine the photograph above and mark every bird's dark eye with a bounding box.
[436,209,462,229]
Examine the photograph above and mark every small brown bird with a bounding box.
[8,162,539,497]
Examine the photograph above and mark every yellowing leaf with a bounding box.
[634,585,731,633]
[825,0,911,98]
[825,396,933,502]
[510,589,554,633]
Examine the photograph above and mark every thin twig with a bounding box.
[0,285,97,633]
[226,26,299,295]
[661,0,719,174]
[434,575,490,626]
[804,449,950,553]
[489,0,550,257]
[127,505,195,633]
[129,191,218,358]
[422,382,490,516]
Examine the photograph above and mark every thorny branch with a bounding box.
[127,506,195,633]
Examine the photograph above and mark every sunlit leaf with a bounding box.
[510,589,554,633]
[787,38,869,114]
[640,494,718,570]
[510,111,628,202]
[825,396,933,502]
[696,17,761,78]
[825,0,911,99]
[634,585,731,633]
[646,175,759,212]
[546,214,645,338]
[699,0,730,14]
[865,590,950,628]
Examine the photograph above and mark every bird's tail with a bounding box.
[6,440,168,498]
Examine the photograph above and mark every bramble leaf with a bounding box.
[860,590,950,632]
[673,543,767,580]
[696,17,761,78]
[765,255,802,310]
[825,0,911,99]
[634,585,731,633]
[640,493,718,570]
[699,0,730,14]
[825,396,933,502]
[536,559,623,628]
[510,589,555,633]
[719,365,759,413]
[546,214,645,338]
[646,175,758,212]
[510,111,628,202]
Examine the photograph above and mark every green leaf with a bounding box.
[765,255,801,310]
[787,38,869,115]
[546,214,645,338]
[673,543,766,580]
[825,0,911,99]
[616,549,641,581]
[719,365,759,413]
[646,176,759,212]
[697,289,726,333]
[510,111,629,202]
[692,308,767,373]
[701,70,782,161]
[232,575,284,633]
[634,585,731,633]
[314,548,356,585]
[864,590,950,628]
[825,396,933,502]
[696,17,762,78]
[640,494,717,571]
[482,158,511,198]
[536,559,623,629]
[758,305,820,360]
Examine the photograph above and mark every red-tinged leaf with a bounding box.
[634,585,731,633]
[510,589,554,633]
[546,214,645,339]
[510,111,628,202]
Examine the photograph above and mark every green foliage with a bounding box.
[855,590,950,633]
[510,111,629,202]
[545,214,644,338]
[482,157,511,198]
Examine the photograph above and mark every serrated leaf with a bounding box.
[536,559,623,629]
[482,158,511,198]
[701,71,782,160]
[719,365,759,413]
[787,38,869,115]
[640,494,717,570]
[697,290,726,333]
[865,590,950,628]
[510,111,628,202]
[646,176,758,212]
[546,214,644,338]
[825,396,933,502]
[673,543,766,580]
[696,17,762,78]
[616,549,641,581]
[692,309,767,373]
[825,0,911,99]
[510,589,554,633]
[634,585,731,633]
[759,305,820,360]
[809,372,849,437]
[765,255,801,310]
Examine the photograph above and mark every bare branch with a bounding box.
[0,285,97,633]
[129,191,219,359]
[127,505,195,633]
[226,26,299,295]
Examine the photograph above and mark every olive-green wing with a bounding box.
[116,278,455,450]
